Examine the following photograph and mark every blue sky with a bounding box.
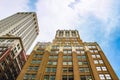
[0,0,120,78]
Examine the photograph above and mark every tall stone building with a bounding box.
[0,12,39,80]
[0,12,39,52]
[0,35,27,80]
[17,30,118,80]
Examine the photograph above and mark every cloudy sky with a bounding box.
[0,0,120,78]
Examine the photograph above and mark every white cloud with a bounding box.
[0,0,29,19]
[35,0,118,42]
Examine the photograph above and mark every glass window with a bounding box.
[78,62,82,65]
[28,66,39,71]
[54,56,58,59]
[51,68,56,72]
[63,51,67,54]
[79,68,84,72]
[83,61,88,65]
[77,56,81,59]
[68,68,73,72]
[34,54,43,58]
[105,74,111,79]
[44,75,49,80]
[68,56,72,59]
[68,75,74,80]
[81,51,85,54]
[94,60,98,64]
[90,50,94,53]
[24,74,36,79]
[80,75,92,80]
[49,56,53,59]
[63,56,68,59]
[46,68,51,72]
[48,61,52,65]
[85,68,90,72]
[102,67,107,71]
[63,68,67,72]
[63,62,67,65]
[68,62,72,65]
[53,62,57,65]
[96,67,101,71]
[99,74,105,80]
[49,75,55,80]
[77,51,81,54]
[68,50,72,54]
[79,68,89,72]
[99,60,103,64]
[31,60,41,64]
[82,56,86,60]
[96,55,101,58]
[62,75,67,80]
[92,55,96,58]
[94,50,98,53]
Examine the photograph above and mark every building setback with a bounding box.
[0,35,27,80]
[0,12,39,52]
[17,30,118,80]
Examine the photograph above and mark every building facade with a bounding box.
[0,12,39,52]
[17,30,118,80]
[0,35,27,80]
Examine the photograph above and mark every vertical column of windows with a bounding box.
[88,45,112,80]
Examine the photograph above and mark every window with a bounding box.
[51,68,56,72]
[68,75,74,80]
[63,51,67,54]
[99,60,103,64]
[78,62,82,65]
[34,54,43,58]
[101,67,107,71]
[46,68,51,72]
[90,50,94,53]
[81,51,85,54]
[77,56,81,59]
[76,51,81,54]
[79,68,90,72]
[46,68,56,72]
[105,74,111,79]
[99,74,105,80]
[83,61,88,65]
[49,75,55,80]
[96,67,101,71]
[62,75,67,80]
[94,50,98,53]
[44,75,49,80]
[92,55,96,58]
[31,60,41,64]
[63,62,72,65]
[82,56,86,60]
[63,68,67,72]
[68,62,72,65]
[96,55,100,58]
[68,68,73,72]
[53,62,57,65]
[63,62,67,65]
[24,74,36,79]
[48,61,57,65]
[28,66,39,71]
[80,75,92,80]
[17,44,20,50]
[68,56,72,59]
[94,60,98,64]
[68,50,72,54]
[48,61,52,65]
